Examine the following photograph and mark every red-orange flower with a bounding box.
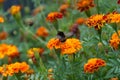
[118,0,120,4]
[46,12,63,22]
[76,0,94,12]
[84,58,106,73]
[36,26,49,37]
[109,30,120,49]
[85,14,106,30]
[0,31,8,40]
[75,18,85,25]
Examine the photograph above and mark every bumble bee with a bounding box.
[57,31,66,42]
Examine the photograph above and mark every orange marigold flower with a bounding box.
[47,38,82,54]
[0,0,4,3]
[47,38,61,49]
[103,11,118,23]
[76,0,94,12]
[0,62,30,76]
[0,44,8,59]
[109,30,120,49]
[59,4,69,16]
[6,45,19,58]
[108,13,120,23]
[0,16,4,23]
[19,62,30,73]
[75,18,85,25]
[0,44,19,59]
[61,38,82,54]
[36,26,49,37]
[27,48,44,58]
[84,58,106,73]
[85,14,106,30]
[9,5,21,15]
[32,6,45,16]
[110,77,119,80]
[11,62,20,73]
[0,31,8,40]
[46,12,63,22]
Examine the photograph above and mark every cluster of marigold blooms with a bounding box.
[0,44,19,59]
[84,58,106,73]
[47,38,82,55]
[85,11,120,30]
[0,62,29,76]
[46,0,94,23]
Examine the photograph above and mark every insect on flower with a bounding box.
[57,31,66,42]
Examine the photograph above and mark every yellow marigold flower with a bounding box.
[109,30,120,49]
[75,18,85,25]
[76,0,94,12]
[0,44,19,59]
[36,26,49,37]
[0,31,8,40]
[85,14,105,30]
[48,68,53,73]
[84,58,106,73]
[27,48,44,58]
[46,12,63,22]
[9,5,21,15]
[61,38,82,54]
[0,16,4,23]
[47,38,61,49]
